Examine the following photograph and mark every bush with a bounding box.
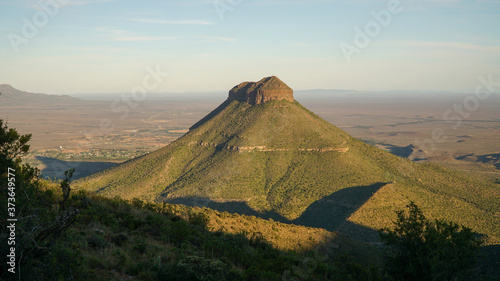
[111,232,129,246]
[167,220,193,244]
[379,201,483,281]
[132,236,148,254]
[188,211,209,228]
[163,255,244,281]
[88,234,108,250]
[331,254,383,281]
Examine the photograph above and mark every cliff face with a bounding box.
[228,76,294,105]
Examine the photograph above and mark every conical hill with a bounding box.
[77,77,499,243]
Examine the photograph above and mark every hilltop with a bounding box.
[77,77,500,245]
[228,76,294,105]
[0,84,80,106]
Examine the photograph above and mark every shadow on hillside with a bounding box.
[164,184,499,274]
[374,143,417,159]
[385,144,416,159]
[456,153,500,170]
[361,139,419,160]
[477,244,500,278]
[165,197,287,222]
[165,182,387,243]
[35,156,119,180]
[294,183,386,242]
[476,153,500,170]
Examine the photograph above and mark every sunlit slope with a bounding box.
[77,99,499,243]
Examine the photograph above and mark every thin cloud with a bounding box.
[289,43,330,48]
[113,36,179,42]
[94,27,234,42]
[65,0,118,6]
[113,36,234,42]
[95,27,178,42]
[129,18,214,25]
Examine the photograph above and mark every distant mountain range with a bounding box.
[0,84,81,106]
[1,83,479,105]
[75,76,500,244]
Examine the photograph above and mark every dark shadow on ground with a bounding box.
[165,197,287,222]
[36,156,119,180]
[295,183,386,242]
[165,182,387,243]
[295,183,385,230]
[385,144,417,159]
[455,153,475,161]
[161,183,499,277]
[476,244,500,278]
[456,153,500,170]
[476,153,500,170]
[360,140,418,159]
[376,144,417,159]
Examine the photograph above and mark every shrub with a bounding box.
[132,236,148,254]
[163,255,244,281]
[379,201,483,281]
[0,120,85,281]
[111,233,129,246]
[188,211,209,228]
[119,214,144,230]
[87,234,108,250]
[167,220,193,244]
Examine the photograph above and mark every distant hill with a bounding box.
[76,77,500,244]
[0,84,81,106]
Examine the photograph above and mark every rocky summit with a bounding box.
[228,76,293,105]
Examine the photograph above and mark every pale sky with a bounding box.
[0,0,499,94]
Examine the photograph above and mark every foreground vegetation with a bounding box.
[380,202,484,281]
[2,120,497,280]
[0,183,489,280]
[0,120,382,280]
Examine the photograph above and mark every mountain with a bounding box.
[0,84,80,106]
[77,76,499,244]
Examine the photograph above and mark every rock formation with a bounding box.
[228,76,294,105]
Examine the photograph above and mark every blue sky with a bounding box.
[1,0,499,94]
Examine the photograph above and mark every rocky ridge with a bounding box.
[228,76,294,105]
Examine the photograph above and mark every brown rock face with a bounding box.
[228,76,294,105]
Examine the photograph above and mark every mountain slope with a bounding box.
[77,77,499,244]
[0,84,80,106]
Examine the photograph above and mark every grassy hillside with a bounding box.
[76,99,500,245]
[12,188,383,281]
[2,117,497,281]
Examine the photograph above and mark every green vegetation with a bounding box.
[1,189,383,280]
[1,120,384,280]
[76,99,500,245]
[32,147,152,161]
[379,202,483,281]
[1,120,498,280]
[51,195,387,281]
[0,120,85,280]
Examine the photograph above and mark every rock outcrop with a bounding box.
[228,76,293,105]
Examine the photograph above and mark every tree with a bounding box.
[379,201,483,281]
[0,120,85,280]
